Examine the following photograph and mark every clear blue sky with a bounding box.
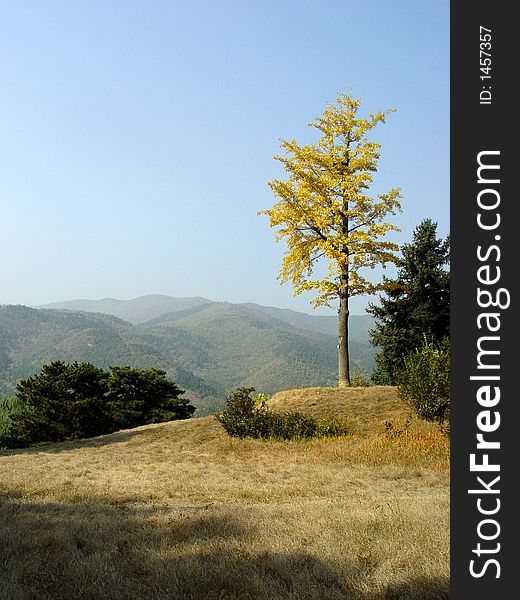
[1,0,449,315]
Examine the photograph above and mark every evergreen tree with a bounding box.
[106,366,195,429]
[9,361,110,445]
[6,361,195,447]
[368,219,450,384]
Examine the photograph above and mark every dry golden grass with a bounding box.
[268,386,412,435]
[0,386,449,599]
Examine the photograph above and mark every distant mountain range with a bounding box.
[40,295,375,340]
[40,295,214,325]
[1,295,377,414]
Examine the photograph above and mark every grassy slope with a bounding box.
[0,387,449,600]
[269,386,411,435]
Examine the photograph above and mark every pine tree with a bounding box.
[106,366,195,428]
[368,219,450,384]
[6,362,195,447]
[9,361,110,444]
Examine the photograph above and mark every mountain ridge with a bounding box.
[1,297,377,415]
[38,295,213,325]
[38,294,375,341]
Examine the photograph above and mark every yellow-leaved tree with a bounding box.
[259,94,402,386]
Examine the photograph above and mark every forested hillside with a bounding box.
[40,294,375,339]
[0,303,376,414]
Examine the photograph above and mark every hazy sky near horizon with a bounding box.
[1,0,449,315]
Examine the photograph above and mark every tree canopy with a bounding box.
[368,218,450,384]
[260,93,402,385]
[5,361,195,447]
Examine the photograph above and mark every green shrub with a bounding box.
[273,411,317,440]
[215,387,258,438]
[216,388,346,441]
[316,416,349,437]
[398,337,450,426]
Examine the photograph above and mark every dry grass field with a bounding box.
[0,386,449,600]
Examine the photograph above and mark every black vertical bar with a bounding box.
[451,2,517,598]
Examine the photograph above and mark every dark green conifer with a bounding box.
[6,361,194,447]
[368,219,450,384]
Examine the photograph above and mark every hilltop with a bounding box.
[0,386,449,600]
[39,294,214,325]
[268,386,412,435]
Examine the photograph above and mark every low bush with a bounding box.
[316,416,349,437]
[214,387,258,439]
[271,411,317,439]
[398,337,450,428]
[216,387,347,441]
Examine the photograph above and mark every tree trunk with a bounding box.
[338,291,350,387]
[338,185,350,387]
